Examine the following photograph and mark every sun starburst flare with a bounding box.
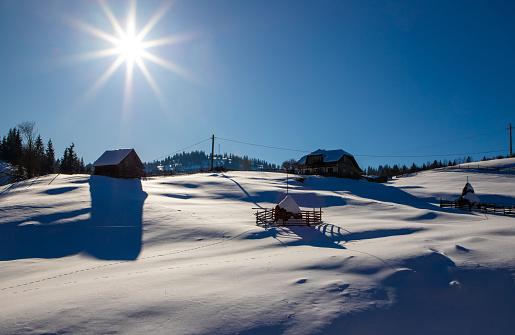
[70,0,197,114]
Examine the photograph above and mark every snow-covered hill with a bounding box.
[1,164,514,334]
[0,160,18,186]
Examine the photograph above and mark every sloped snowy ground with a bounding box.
[0,160,18,186]
[1,161,514,334]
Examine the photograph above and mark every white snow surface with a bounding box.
[0,160,14,174]
[457,157,515,169]
[0,160,17,186]
[1,166,515,334]
[278,195,301,214]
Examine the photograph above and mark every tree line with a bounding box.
[0,121,87,178]
[365,154,511,177]
[145,151,278,172]
[281,153,512,178]
[364,158,472,177]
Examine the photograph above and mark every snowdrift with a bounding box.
[1,164,514,334]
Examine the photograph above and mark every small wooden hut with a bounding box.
[254,195,323,226]
[93,149,144,179]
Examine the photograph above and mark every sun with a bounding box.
[116,34,144,62]
[70,0,196,113]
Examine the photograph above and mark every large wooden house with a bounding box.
[93,149,144,179]
[297,149,362,178]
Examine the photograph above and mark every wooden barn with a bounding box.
[297,149,363,179]
[93,149,144,179]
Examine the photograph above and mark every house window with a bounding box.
[307,155,322,165]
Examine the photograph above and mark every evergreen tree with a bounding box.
[44,139,56,174]
[1,128,23,168]
[34,135,45,176]
[242,156,251,171]
[60,143,79,174]
[392,164,400,176]
[79,158,86,173]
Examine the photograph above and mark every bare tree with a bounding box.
[18,121,37,148]
[18,121,38,178]
[281,158,298,173]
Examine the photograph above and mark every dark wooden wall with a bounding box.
[94,150,144,179]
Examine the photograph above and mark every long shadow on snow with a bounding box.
[322,252,515,335]
[316,223,422,243]
[219,175,347,208]
[247,224,421,250]
[245,226,344,249]
[306,177,471,214]
[0,176,147,261]
[87,176,147,260]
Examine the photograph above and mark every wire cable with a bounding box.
[384,128,507,156]
[151,138,212,162]
[150,132,509,163]
[218,136,506,159]
[354,149,507,158]
[216,137,310,153]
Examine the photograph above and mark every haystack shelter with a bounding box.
[297,149,363,178]
[93,149,144,179]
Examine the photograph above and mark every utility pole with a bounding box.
[211,134,215,172]
[508,123,513,158]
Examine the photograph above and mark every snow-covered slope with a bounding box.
[456,156,515,169]
[1,166,514,334]
[0,160,17,186]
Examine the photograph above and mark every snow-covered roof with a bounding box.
[297,149,352,165]
[463,182,475,194]
[277,195,301,214]
[93,149,134,167]
[463,192,480,204]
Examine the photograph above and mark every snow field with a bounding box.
[1,165,514,334]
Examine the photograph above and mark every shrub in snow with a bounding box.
[294,176,306,183]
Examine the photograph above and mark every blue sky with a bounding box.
[1,0,513,169]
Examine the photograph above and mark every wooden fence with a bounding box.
[254,207,323,226]
[440,199,515,216]
[444,165,515,173]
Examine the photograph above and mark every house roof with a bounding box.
[297,149,352,165]
[93,149,134,167]
[277,195,301,214]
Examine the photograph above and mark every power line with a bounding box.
[384,128,506,156]
[216,137,310,153]
[218,136,507,159]
[152,138,212,161]
[150,133,509,164]
[354,149,507,159]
